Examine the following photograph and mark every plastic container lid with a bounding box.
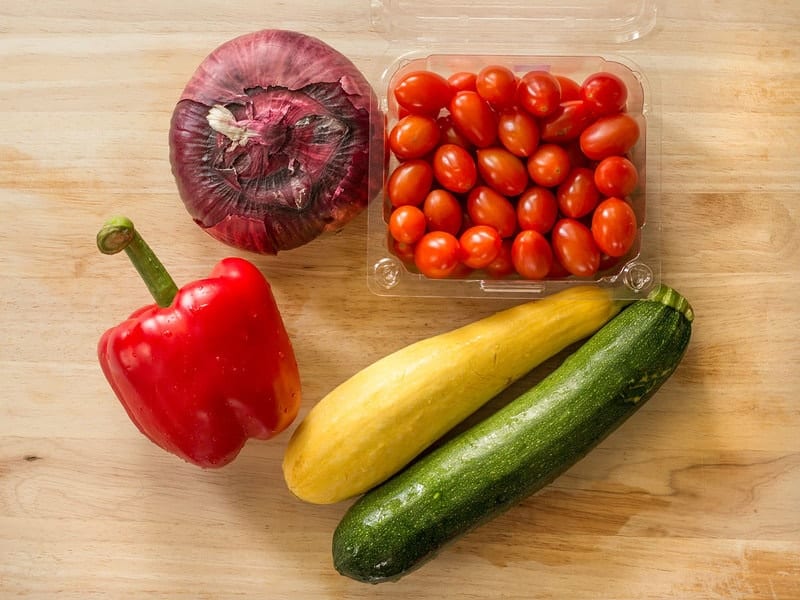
[370,0,657,46]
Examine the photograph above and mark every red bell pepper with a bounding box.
[96,216,302,468]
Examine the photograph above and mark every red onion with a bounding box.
[169,30,380,254]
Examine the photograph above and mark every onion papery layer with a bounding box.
[169,30,380,254]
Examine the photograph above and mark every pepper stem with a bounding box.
[97,216,179,307]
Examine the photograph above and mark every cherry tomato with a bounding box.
[551,218,601,277]
[516,186,558,234]
[591,197,638,257]
[599,252,621,273]
[580,113,640,161]
[546,253,571,279]
[476,65,517,108]
[459,225,503,269]
[527,143,571,187]
[387,159,434,207]
[562,139,591,169]
[512,230,553,279]
[516,70,561,117]
[484,239,515,278]
[432,143,477,193]
[447,71,477,93]
[388,114,440,160]
[497,107,540,157]
[555,75,582,102]
[466,186,517,238]
[389,205,427,245]
[449,91,498,148]
[437,115,473,148]
[391,239,416,264]
[556,167,600,219]
[414,231,461,278]
[422,189,462,235]
[449,261,475,278]
[540,100,595,143]
[393,70,453,116]
[581,72,628,116]
[594,156,639,197]
[476,147,528,196]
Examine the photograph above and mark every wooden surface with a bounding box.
[2,2,799,598]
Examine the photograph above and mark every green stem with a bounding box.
[647,284,695,323]
[97,216,179,307]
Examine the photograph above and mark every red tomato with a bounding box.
[459,225,503,269]
[432,143,477,193]
[484,239,515,278]
[516,186,558,234]
[555,75,582,102]
[393,70,453,116]
[387,159,434,207]
[437,115,473,148]
[540,100,595,143]
[546,253,571,279]
[449,91,498,148]
[580,113,640,161]
[391,239,416,264]
[414,231,461,278]
[447,71,477,93]
[396,105,411,120]
[466,186,517,238]
[599,252,621,272]
[581,72,628,116]
[497,107,540,157]
[591,197,638,257]
[449,261,475,278]
[551,218,601,277]
[516,70,561,117]
[476,65,517,108]
[423,189,462,235]
[476,147,528,196]
[388,114,440,159]
[562,139,591,169]
[527,143,571,187]
[512,230,553,279]
[594,155,639,197]
[556,167,600,218]
[389,205,427,245]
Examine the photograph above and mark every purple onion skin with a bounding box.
[169,30,382,254]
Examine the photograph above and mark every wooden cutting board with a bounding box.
[1,1,798,598]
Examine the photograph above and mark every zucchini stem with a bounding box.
[647,284,694,322]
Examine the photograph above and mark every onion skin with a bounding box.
[169,29,381,254]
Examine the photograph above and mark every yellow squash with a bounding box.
[282,286,623,504]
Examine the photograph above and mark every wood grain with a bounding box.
[1,1,799,598]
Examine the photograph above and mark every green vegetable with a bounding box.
[283,286,621,504]
[332,284,694,583]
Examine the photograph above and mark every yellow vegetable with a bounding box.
[282,286,623,504]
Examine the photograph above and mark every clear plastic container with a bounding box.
[366,0,661,299]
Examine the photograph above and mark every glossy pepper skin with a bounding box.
[97,219,301,468]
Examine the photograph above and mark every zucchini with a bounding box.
[283,286,622,504]
[332,284,694,583]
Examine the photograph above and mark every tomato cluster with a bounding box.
[386,66,643,280]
